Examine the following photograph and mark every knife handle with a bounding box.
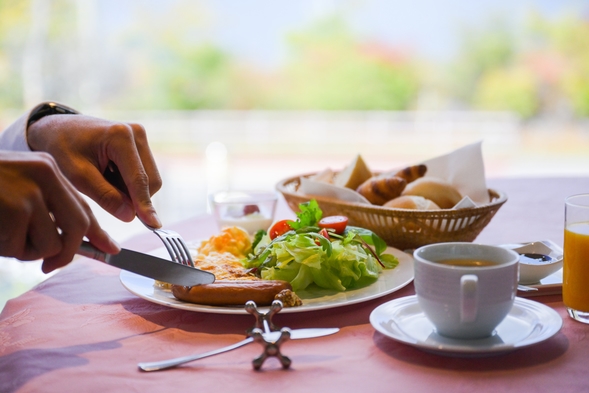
[77,241,108,263]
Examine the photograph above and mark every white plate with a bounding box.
[120,246,414,314]
[370,295,562,357]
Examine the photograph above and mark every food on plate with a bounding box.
[384,195,440,210]
[245,200,399,292]
[393,164,427,183]
[268,219,293,240]
[165,200,398,308]
[274,288,304,307]
[401,177,462,209]
[318,215,349,234]
[356,176,407,205]
[190,251,257,281]
[333,154,373,190]
[198,226,252,258]
[171,279,294,307]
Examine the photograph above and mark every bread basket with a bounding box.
[276,173,507,250]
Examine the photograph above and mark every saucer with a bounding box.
[370,295,562,357]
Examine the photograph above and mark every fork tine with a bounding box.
[173,237,194,267]
[167,237,191,267]
[159,238,178,263]
[166,239,183,264]
[152,230,194,267]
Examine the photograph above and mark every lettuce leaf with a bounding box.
[246,232,392,292]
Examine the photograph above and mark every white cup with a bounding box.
[413,242,519,339]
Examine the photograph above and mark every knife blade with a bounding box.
[78,241,215,286]
[138,327,339,371]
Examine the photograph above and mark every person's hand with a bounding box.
[27,114,163,228]
[0,151,120,272]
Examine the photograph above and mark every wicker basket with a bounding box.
[276,173,507,251]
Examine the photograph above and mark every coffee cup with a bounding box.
[413,242,519,339]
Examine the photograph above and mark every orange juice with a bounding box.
[563,222,589,312]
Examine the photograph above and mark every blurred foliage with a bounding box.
[528,13,589,117]
[275,17,419,110]
[473,67,539,118]
[447,18,516,105]
[0,1,588,118]
[0,0,28,107]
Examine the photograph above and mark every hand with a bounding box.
[0,151,120,272]
[27,114,163,228]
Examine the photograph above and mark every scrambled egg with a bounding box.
[193,226,256,280]
[197,226,252,259]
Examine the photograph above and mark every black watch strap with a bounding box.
[27,102,79,128]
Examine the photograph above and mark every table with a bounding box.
[1,177,588,393]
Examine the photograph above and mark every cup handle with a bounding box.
[460,274,478,323]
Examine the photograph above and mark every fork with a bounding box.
[103,161,194,267]
[142,223,195,267]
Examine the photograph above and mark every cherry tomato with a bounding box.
[319,227,332,242]
[313,228,330,245]
[318,215,349,234]
[268,219,293,239]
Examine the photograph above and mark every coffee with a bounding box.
[437,258,496,267]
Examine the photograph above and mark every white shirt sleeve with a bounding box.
[0,108,35,152]
[0,102,78,152]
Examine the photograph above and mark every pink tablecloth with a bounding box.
[1,177,588,393]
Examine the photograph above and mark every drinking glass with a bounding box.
[564,194,589,324]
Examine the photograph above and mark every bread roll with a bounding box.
[356,176,407,205]
[384,195,440,210]
[401,177,462,209]
[333,155,373,190]
[394,164,427,184]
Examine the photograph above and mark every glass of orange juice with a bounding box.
[564,194,589,324]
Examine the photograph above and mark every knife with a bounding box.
[138,327,340,371]
[77,241,215,286]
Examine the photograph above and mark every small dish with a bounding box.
[370,295,562,357]
[210,190,278,234]
[508,241,564,285]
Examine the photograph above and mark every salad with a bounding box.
[245,200,399,292]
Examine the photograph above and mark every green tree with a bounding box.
[107,2,263,110]
[529,13,589,117]
[276,16,419,110]
[0,0,29,108]
[473,66,539,117]
[447,17,516,106]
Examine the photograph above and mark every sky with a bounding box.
[199,0,588,66]
[99,0,588,69]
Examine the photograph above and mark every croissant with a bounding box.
[356,176,407,205]
[394,164,427,184]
